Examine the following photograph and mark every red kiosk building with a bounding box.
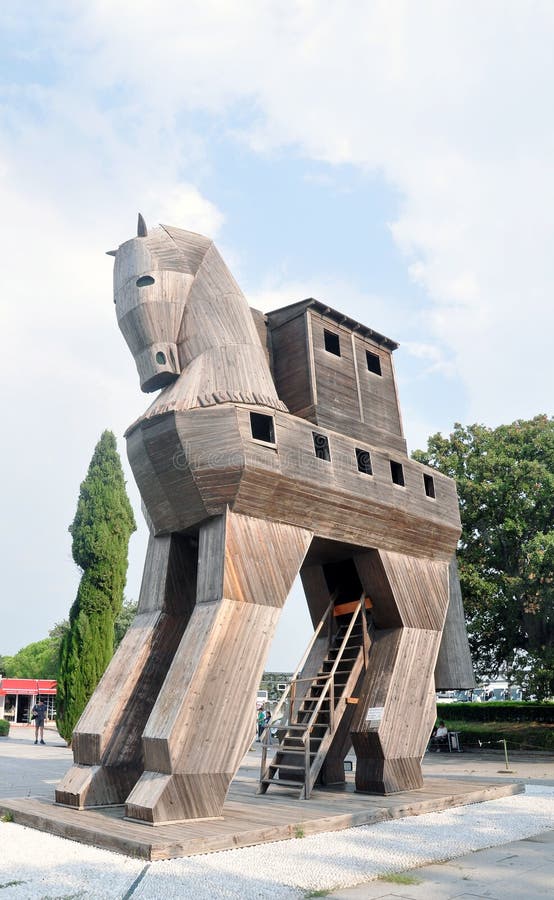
[0,679,56,724]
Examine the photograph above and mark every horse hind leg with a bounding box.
[124,510,312,824]
[55,532,197,809]
[350,549,449,794]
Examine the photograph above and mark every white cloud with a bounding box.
[402,342,456,378]
[22,0,552,427]
[248,276,401,342]
[143,185,224,237]
[3,1,554,655]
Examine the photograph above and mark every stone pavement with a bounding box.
[1,725,553,898]
[0,724,70,800]
[326,830,554,899]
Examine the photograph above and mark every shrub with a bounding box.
[437,718,554,752]
[0,719,10,737]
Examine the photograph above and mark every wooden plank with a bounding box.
[333,597,372,617]
[56,532,199,808]
[350,550,450,793]
[1,779,524,860]
[124,513,312,824]
[87,220,473,827]
[435,556,476,690]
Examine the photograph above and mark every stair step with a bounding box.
[261,778,304,788]
[326,653,359,662]
[278,748,317,756]
[292,722,329,732]
[270,763,305,771]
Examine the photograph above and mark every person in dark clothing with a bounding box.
[429,720,448,752]
[31,698,47,744]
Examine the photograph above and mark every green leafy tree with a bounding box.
[413,415,554,699]
[0,605,137,683]
[57,431,136,743]
[114,598,137,648]
[2,639,57,679]
[0,655,12,677]
[0,622,68,679]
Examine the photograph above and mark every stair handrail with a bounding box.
[301,599,368,797]
[360,592,371,667]
[302,601,362,739]
[258,596,336,778]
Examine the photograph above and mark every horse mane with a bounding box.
[125,226,287,435]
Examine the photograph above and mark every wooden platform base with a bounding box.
[0,774,523,861]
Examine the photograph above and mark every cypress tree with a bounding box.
[57,431,136,743]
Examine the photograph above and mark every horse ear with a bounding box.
[137,213,148,237]
[106,249,117,257]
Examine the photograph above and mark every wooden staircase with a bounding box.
[258,597,373,799]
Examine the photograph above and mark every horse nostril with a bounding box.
[155,351,166,365]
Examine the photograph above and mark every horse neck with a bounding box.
[174,245,283,409]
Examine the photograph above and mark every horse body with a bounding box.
[56,220,472,823]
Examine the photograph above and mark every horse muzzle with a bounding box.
[135,343,181,392]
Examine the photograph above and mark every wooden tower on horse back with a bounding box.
[56,217,473,825]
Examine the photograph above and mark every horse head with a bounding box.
[111,216,285,414]
[111,214,211,393]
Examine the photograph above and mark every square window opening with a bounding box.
[324,329,341,356]
[366,350,382,375]
[356,447,373,475]
[390,460,405,486]
[250,412,275,443]
[424,473,436,498]
[313,432,331,461]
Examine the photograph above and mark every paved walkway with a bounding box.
[0,726,552,898]
[327,830,554,898]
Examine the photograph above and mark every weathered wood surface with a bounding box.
[350,551,449,793]
[435,556,476,690]
[57,219,473,824]
[56,533,198,808]
[267,301,407,453]
[5,777,523,860]
[123,511,312,823]
[126,405,461,560]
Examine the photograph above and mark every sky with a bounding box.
[1,1,553,667]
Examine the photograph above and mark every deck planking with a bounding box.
[0,772,523,861]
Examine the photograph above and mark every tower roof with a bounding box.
[265,298,399,351]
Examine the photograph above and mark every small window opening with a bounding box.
[390,460,405,486]
[424,473,436,498]
[356,447,373,475]
[313,432,331,461]
[155,351,166,365]
[324,329,341,356]
[366,350,382,375]
[250,412,275,443]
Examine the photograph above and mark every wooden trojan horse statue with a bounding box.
[56,216,473,824]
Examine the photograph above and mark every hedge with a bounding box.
[436,701,554,724]
[436,720,554,752]
[0,719,10,737]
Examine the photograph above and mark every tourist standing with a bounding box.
[31,698,47,745]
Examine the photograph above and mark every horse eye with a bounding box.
[136,275,155,287]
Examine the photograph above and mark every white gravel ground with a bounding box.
[1,785,552,899]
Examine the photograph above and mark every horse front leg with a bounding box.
[55,532,196,808]
[124,509,312,824]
